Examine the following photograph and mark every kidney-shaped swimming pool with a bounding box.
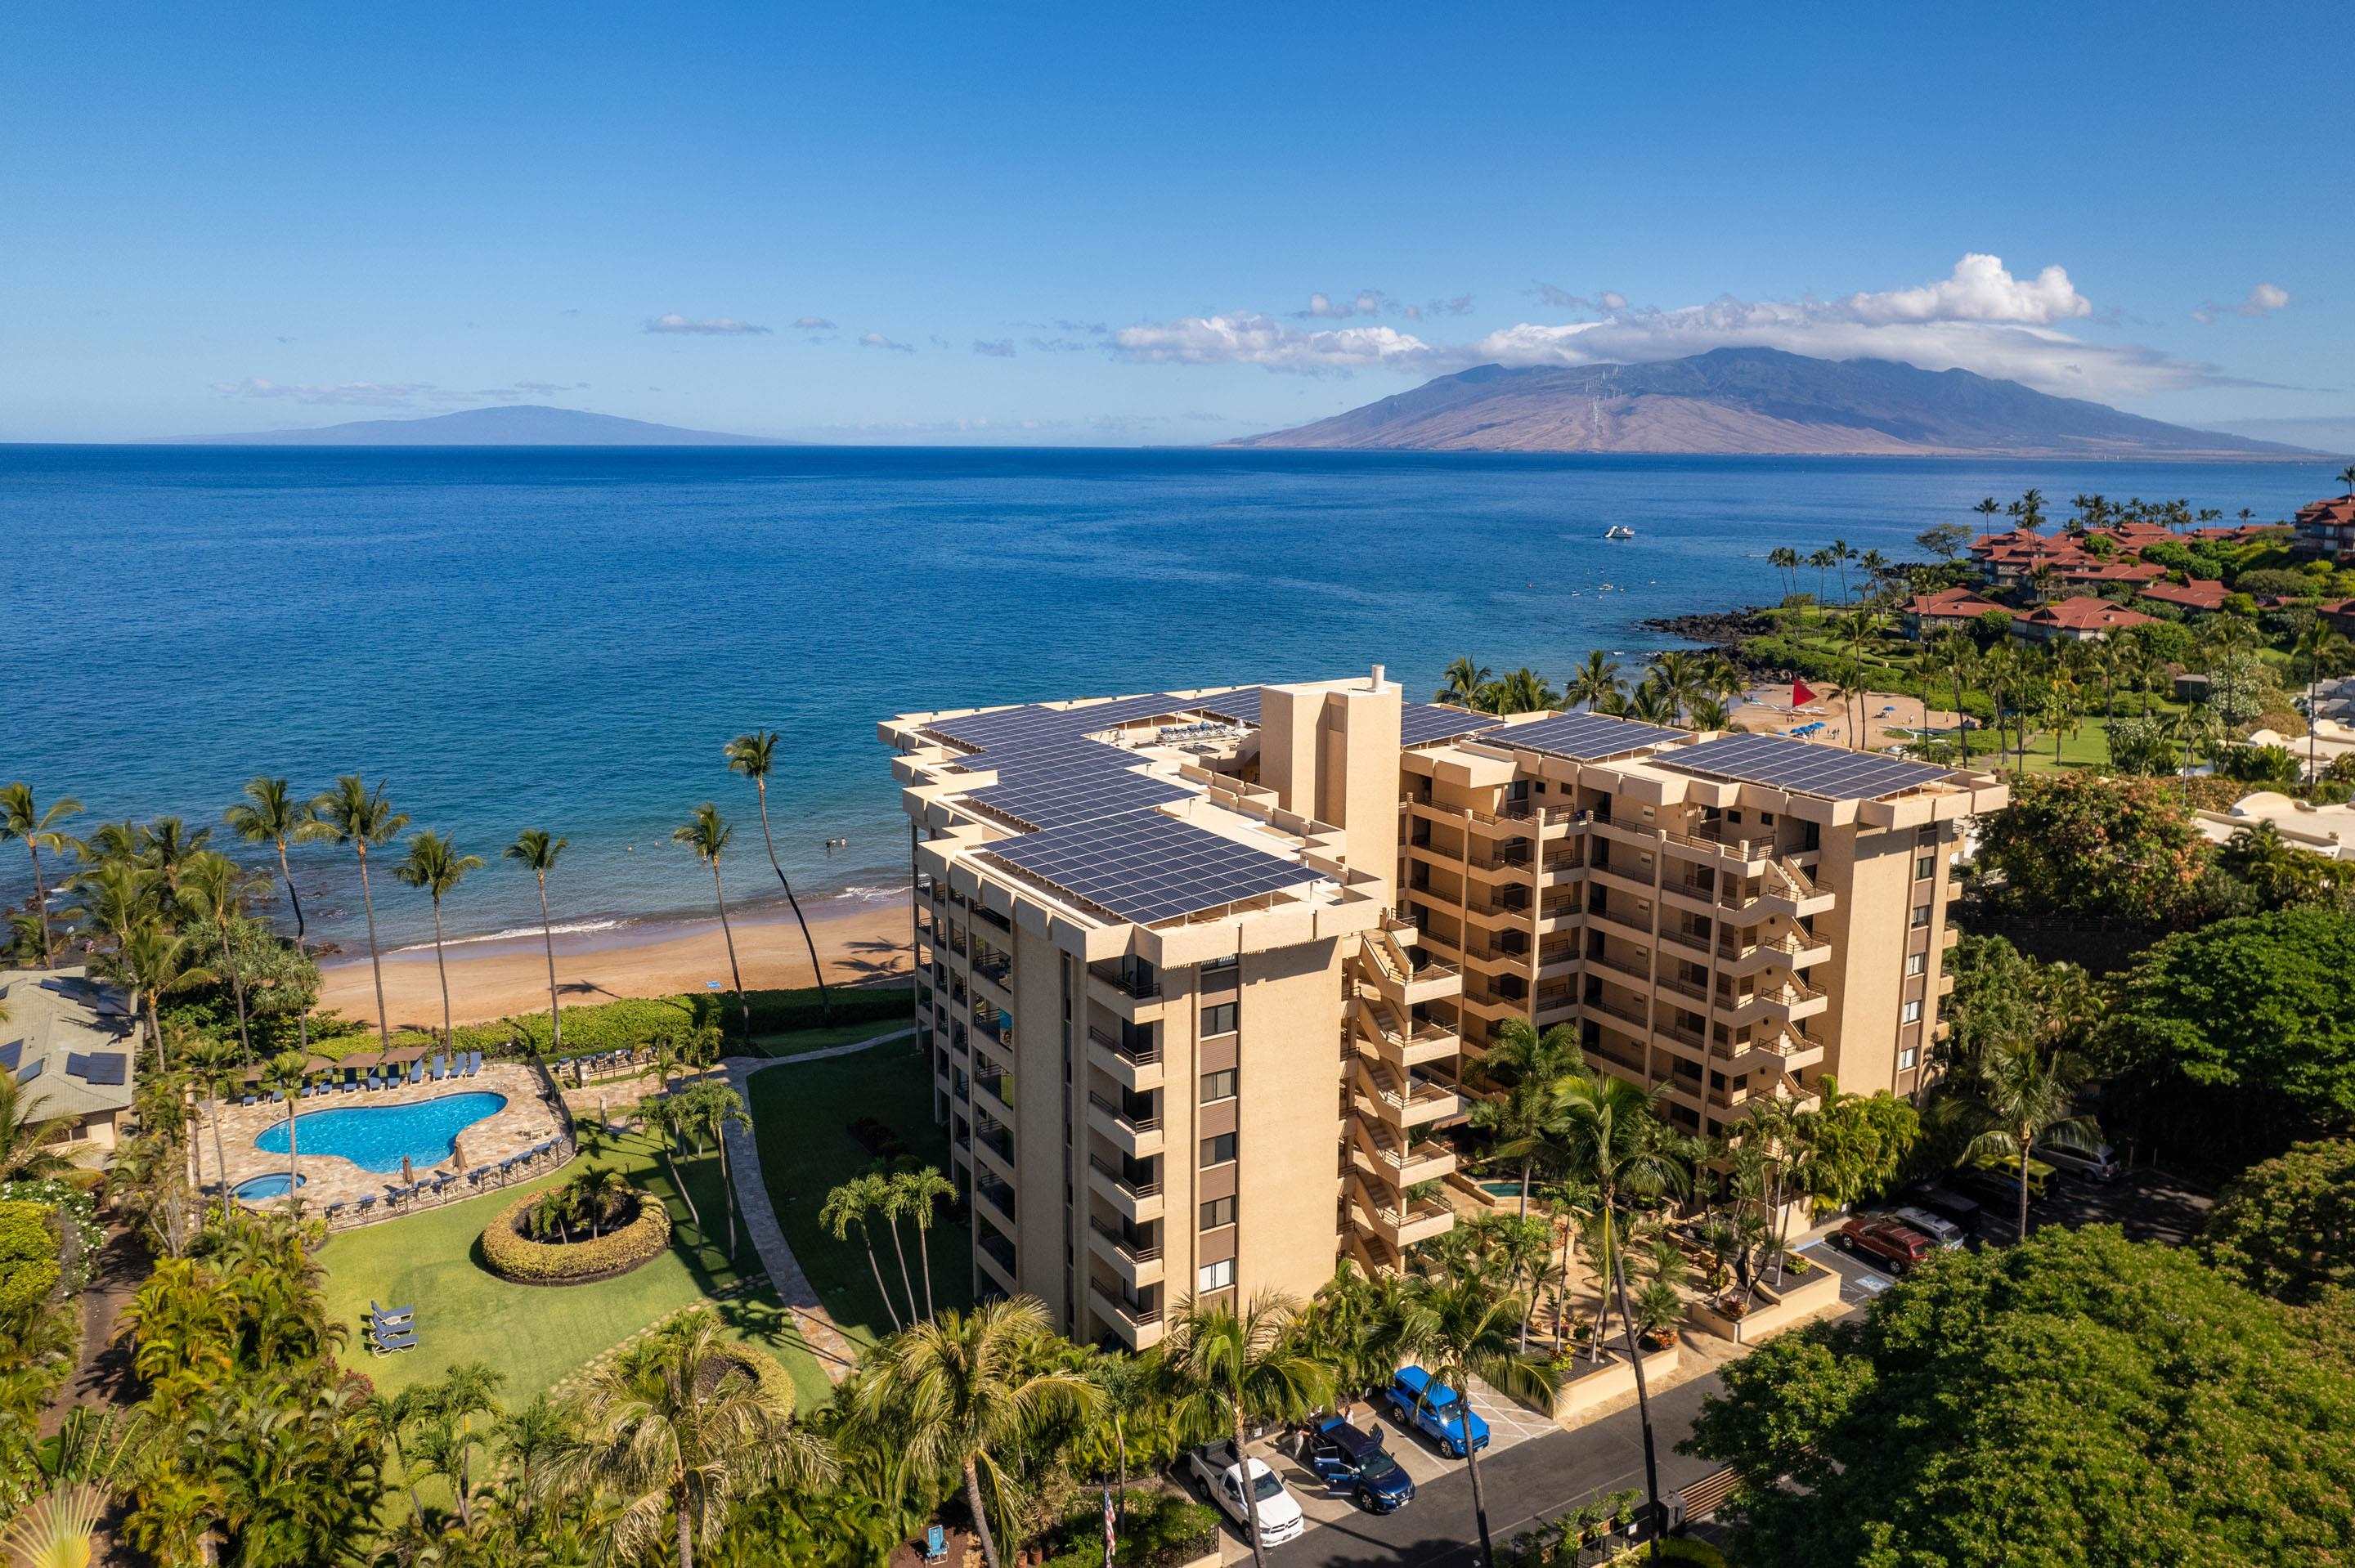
[254,1091,508,1173]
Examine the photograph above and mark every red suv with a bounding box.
[1836,1216,1935,1275]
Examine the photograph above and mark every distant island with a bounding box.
[1224,347,2323,459]
[165,404,789,447]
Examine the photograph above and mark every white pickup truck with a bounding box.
[1186,1443,1306,1546]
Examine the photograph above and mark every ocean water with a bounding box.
[2,445,2339,947]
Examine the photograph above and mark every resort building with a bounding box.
[2013,596,2155,643]
[2293,495,2355,560]
[0,966,137,1157]
[2137,578,2230,616]
[1900,586,2009,640]
[881,674,2007,1351]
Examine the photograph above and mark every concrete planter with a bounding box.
[1529,1341,1683,1428]
[1688,1265,1842,1344]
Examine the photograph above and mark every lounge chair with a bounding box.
[324,1202,346,1222]
[370,1325,418,1355]
[370,1300,414,1328]
[240,1092,257,1107]
[923,1525,949,1563]
[468,1050,484,1075]
[408,1059,424,1084]
[426,1055,444,1081]
[354,1195,376,1216]
[270,1087,286,1102]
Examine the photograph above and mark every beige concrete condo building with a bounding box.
[881,671,2005,1351]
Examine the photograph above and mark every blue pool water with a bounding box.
[254,1091,508,1172]
[232,1172,306,1202]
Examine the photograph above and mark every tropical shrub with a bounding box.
[0,1179,99,1293]
[2202,1140,2355,1305]
[1039,1490,1219,1568]
[1974,773,2207,926]
[0,1201,60,1316]
[479,1188,672,1284]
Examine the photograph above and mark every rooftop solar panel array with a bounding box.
[983,813,1322,925]
[1400,703,1505,747]
[1483,710,1678,761]
[1195,687,1263,725]
[0,1042,17,1073]
[968,768,1195,831]
[64,1052,89,1081]
[1662,732,1955,800]
[15,1059,40,1086]
[949,737,1142,779]
[81,1051,127,1086]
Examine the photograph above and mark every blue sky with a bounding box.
[4,1,2349,442]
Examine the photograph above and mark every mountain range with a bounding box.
[1223,347,2318,459]
[169,405,785,446]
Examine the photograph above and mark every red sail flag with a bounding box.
[1790,679,1818,706]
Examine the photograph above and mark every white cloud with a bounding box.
[859,331,916,353]
[1115,254,2251,397]
[1110,313,1433,375]
[1838,253,2089,325]
[791,316,836,330]
[644,313,771,335]
[210,378,435,406]
[972,338,1016,357]
[2192,281,2290,324]
[1298,289,1388,320]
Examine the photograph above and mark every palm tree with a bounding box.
[819,1176,903,1333]
[1563,651,1624,714]
[1834,609,1882,750]
[853,1297,1097,1568]
[1647,650,1704,724]
[504,829,570,1057]
[570,1165,629,1238]
[1973,495,2003,534]
[1804,548,1836,607]
[1942,1040,2101,1240]
[684,1080,751,1261]
[1553,1067,1685,1359]
[0,1073,75,1182]
[673,804,752,1046]
[637,1093,705,1235]
[1828,539,1856,605]
[415,1360,505,1533]
[1623,681,1675,727]
[178,851,259,1061]
[1927,634,1976,764]
[1079,1347,1161,1537]
[1393,1271,1550,1566]
[1469,1076,1563,1223]
[140,816,213,897]
[184,1036,244,1202]
[724,731,832,1027]
[2291,616,2354,782]
[1858,547,1891,600]
[102,921,213,1073]
[307,777,408,1053]
[2339,462,2355,497]
[0,783,79,968]
[1689,696,1732,732]
[1766,546,1800,603]
[1487,667,1559,715]
[226,776,318,1057]
[895,1167,956,1319]
[1435,657,1492,709]
[262,1050,309,1209]
[393,831,483,1050]
[1161,1289,1333,1568]
[0,1484,110,1568]
[557,1307,834,1568]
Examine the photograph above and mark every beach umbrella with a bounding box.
[401,1154,414,1186]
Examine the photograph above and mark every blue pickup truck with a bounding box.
[1384,1367,1491,1460]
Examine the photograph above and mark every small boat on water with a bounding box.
[1604,524,1635,540]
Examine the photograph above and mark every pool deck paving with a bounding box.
[720,1024,917,1382]
[200,1061,568,1222]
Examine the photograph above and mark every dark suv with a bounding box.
[1302,1416,1415,1512]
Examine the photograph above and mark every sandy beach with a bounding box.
[1729,682,1964,752]
[317,894,913,1029]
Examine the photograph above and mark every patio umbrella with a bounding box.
[401,1154,414,1186]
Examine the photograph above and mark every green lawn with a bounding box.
[745,1015,916,1060]
[316,1122,832,1413]
[746,1033,972,1346]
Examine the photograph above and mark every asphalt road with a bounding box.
[1267,1372,1727,1568]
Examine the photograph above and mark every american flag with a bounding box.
[1101,1485,1117,1566]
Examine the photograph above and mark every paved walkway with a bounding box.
[720,1024,917,1382]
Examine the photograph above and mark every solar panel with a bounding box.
[1662,733,1955,800]
[15,1060,41,1086]
[64,1052,90,1081]
[1400,704,1505,747]
[0,1042,18,1073]
[81,1051,128,1086]
[969,769,1193,831]
[1195,687,1263,725]
[1483,710,1678,761]
[955,737,1143,779]
[981,813,1323,925]
[924,705,1058,747]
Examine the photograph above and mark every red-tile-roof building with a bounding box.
[2294,496,2355,560]
[2137,578,2230,614]
[1901,587,2012,639]
[2014,596,2157,643]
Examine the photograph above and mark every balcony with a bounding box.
[976,1227,1019,1292]
[1352,1057,1461,1129]
[1656,925,1715,961]
[1087,1025,1164,1092]
[1617,814,1777,867]
[1718,930,1831,977]
[1087,1154,1164,1223]
[1351,1118,1457,1187]
[1587,948,1652,988]
[1087,961,1169,1022]
[1720,978,1828,1028]
[1585,989,1652,1033]
[972,1071,1016,1126]
[1364,928,1462,1009]
[1585,903,1653,948]
[1349,993,1458,1068]
[1351,1184,1456,1250]
[1086,1218,1165,1287]
[1088,1280,1166,1349]
[1087,1092,1164,1158]
[972,1176,1019,1236]
[972,1118,1017,1183]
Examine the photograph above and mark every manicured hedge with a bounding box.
[479,1189,672,1285]
[0,1201,61,1317]
[312,983,914,1064]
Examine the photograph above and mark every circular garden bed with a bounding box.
[481,1188,671,1285]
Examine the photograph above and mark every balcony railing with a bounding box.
[1088,1216,1164,1262]
[1088,1092,1161,1134]
[1088,1026,1163,1066]
[1088,1154,1162,1199]
[1089,963,1162,1000]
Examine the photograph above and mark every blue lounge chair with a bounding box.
[339,1069,359,1095]
[324,1202,345,1221]
[426,1055,444,1081]
[370,1300,414,1328]
[270,1086,286,1102]
[240,1092,257,1107]
[923,1525,949,1563]
[408,1059,424,1084]
[468,1050,484,1075]
[370,1325,417,1355]
[354,1195,376,1216]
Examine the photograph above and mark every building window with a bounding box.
[1203,954,1239,976]
[1900,999,1922,1024]
[1197,1259,1235,1292]
[1200,1196,1235,1229]
[1898,1046,1919,1072]
[1200,1132,1236,1168]
[1909,904,1931,929]
[1915,854,1936,880]
[1200,1068,1236,1104]
[1202,1001,1239,1037]
[1905,952,1927,977]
